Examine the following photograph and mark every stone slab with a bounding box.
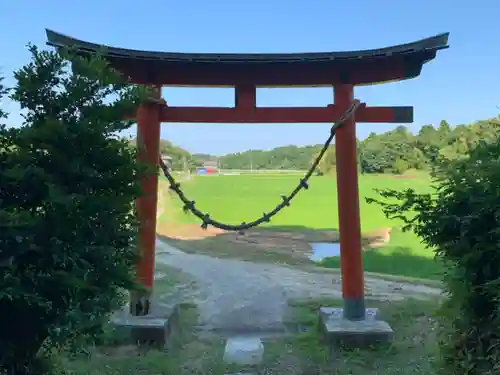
[319,307,393,348]
[110,304,180,348]
[223,337,264,365]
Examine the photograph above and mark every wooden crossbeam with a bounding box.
[156,105,413,123]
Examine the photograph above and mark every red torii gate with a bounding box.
[46,30,449,321]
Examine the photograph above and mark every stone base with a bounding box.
[319,307,393,348]
[110,305,180,348]
[223,337,264,365]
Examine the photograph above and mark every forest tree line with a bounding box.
[129,119,499,174]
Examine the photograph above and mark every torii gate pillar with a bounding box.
[334,85,365,320]
[130,87,162,316]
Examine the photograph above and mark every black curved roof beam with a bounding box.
[45,29,449,86]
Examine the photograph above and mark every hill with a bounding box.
[131,118,499,173]
[215,119,499,174]
[358,119,498,174]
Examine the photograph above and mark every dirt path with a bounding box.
[154,238,442,334]
[154,183,441,333]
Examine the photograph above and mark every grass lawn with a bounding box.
[166,172,432,231]
[160,171,444,280]
[320,229,444,280]
[61,297,442,375]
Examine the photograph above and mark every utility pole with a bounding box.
[183,155,191,180]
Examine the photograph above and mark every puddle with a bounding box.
[309,242,341,262]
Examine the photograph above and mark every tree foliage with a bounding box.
[0,76,7,120]
[367,128,500,374]
[128,138,195,170]
[316,146,336,175]
[151,120,499,173]
[0,46,148,374]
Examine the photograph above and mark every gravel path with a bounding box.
[154,238,442,334]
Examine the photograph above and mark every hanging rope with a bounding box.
[158,100,362,232]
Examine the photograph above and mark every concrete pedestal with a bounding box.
[110,304,180,348]
[319,307,393,348]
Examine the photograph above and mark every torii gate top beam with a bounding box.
[45,29,449,87]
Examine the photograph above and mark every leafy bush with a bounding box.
[0,76,7,120]
[368,131,500,375]
[0,46,148,374]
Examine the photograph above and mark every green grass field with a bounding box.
[164,172,444,280]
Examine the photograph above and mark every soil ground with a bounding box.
[152,240,441,334]
[158,223,391,258]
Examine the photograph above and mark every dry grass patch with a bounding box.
[157,225,392,267]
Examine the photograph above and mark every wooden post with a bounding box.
[334,84,365,320]
[130,87,162,316]
[235,84,256,111]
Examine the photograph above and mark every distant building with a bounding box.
[197,159,219,175]
[160,153,172,166]
[202,160,218,169]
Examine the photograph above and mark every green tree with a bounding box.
[182,119,499,174]
[359,140,386,173]
[437,119,451,138]
[129,138,195,170]
[392,158,408,174]
[0,46,148,374]
[0,76,7,120]
[316,145,336,174]
[368,133,500,375]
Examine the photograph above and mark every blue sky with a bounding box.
[1,0,499,155]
